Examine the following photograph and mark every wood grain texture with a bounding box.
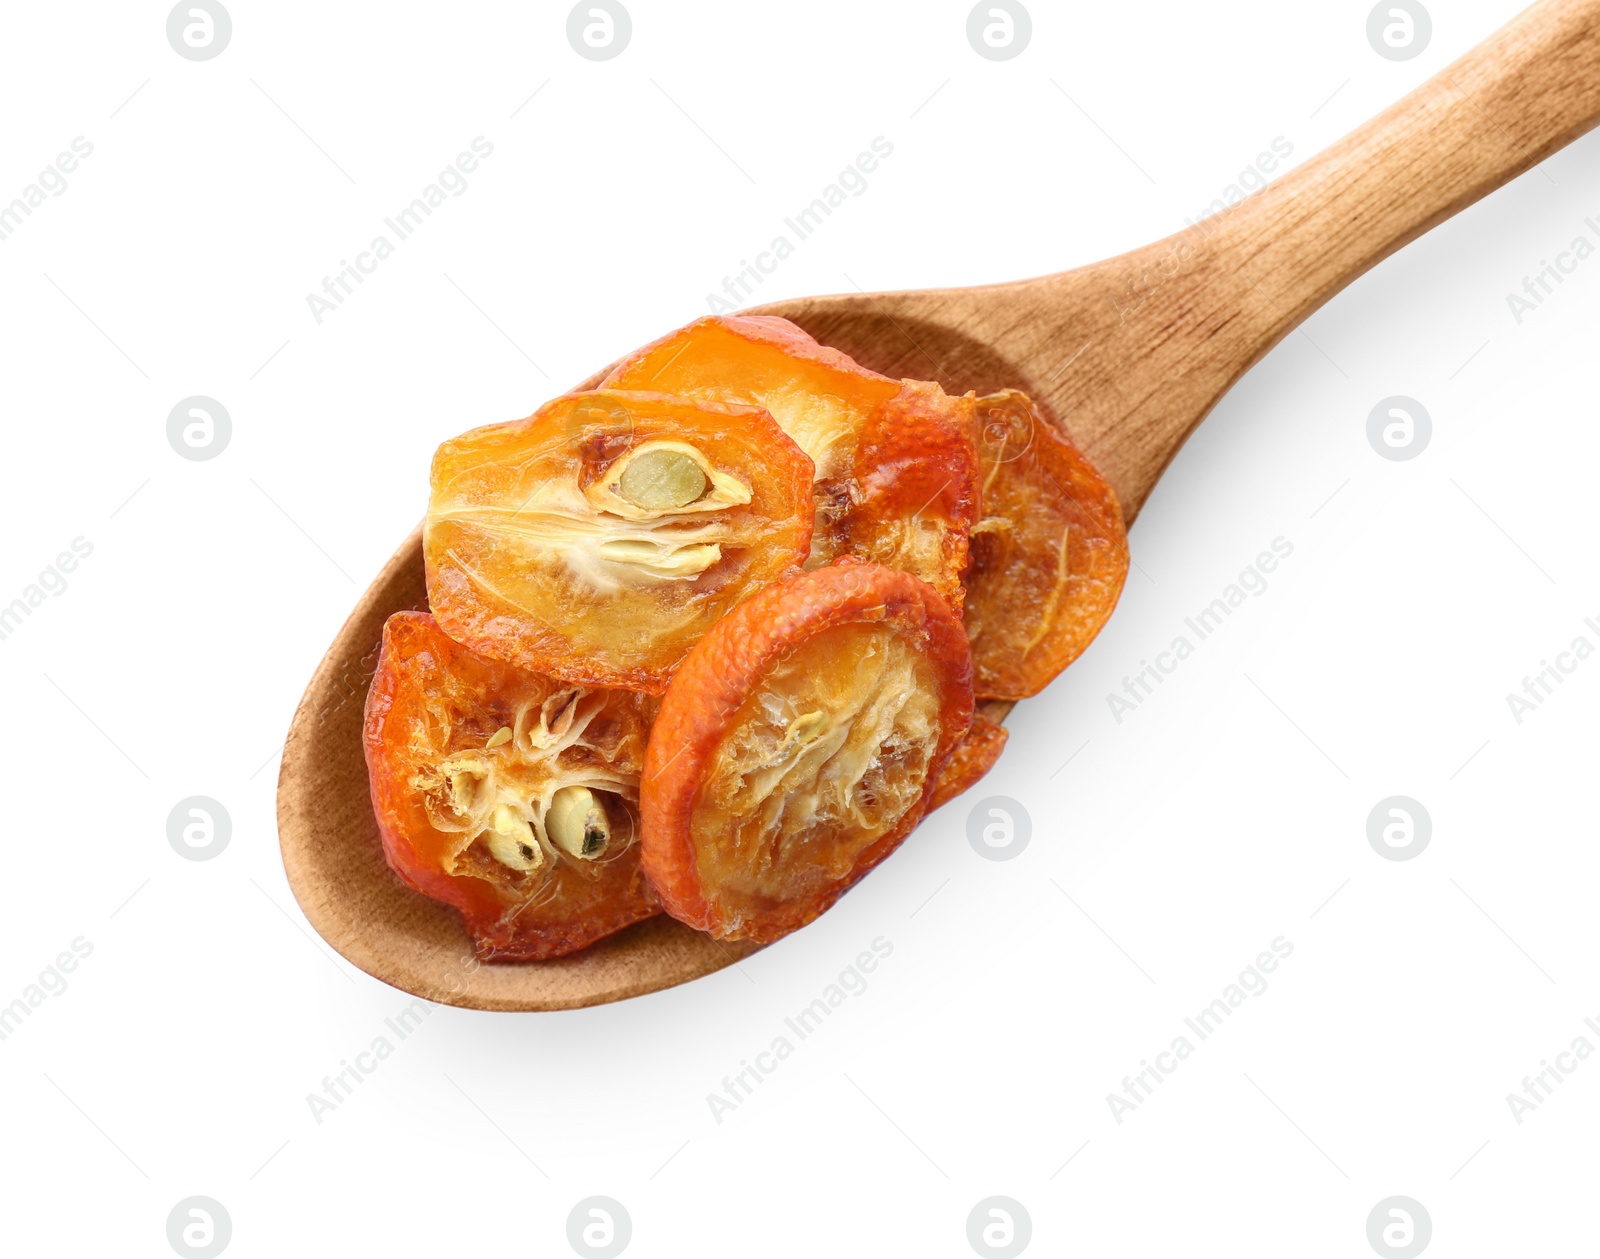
[277,0,1600,1010]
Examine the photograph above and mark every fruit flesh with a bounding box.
[963,390,1129,699]
[426,389,814,693]
[604,317,979,607]
[689,623,943,929]
[363,612,658,960]
[845,378,979,609]
[640,561,974,943]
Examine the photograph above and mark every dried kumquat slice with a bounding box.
[926,714,1009,812]
[844,378,980,610]
[363,612,658,960]
[425,389,814,693]
[640,560,973,943]
[603,316,979,607]
[964,389,1129,699]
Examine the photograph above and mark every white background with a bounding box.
[1,1,1596,1255]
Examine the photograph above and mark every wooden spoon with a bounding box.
[278,0,1600,1011]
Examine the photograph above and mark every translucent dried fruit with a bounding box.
[603,316,979,607]
[426,389,814,694]
[964,389,1129,699]
[926,714,1009,812]
[844,378,980,609]
[363,612,658,960]
[640,561,974,943]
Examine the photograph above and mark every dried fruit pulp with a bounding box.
[605,317,979,607]
[426,389,814,694]
[964,390,1129,699]
[690,623,942,924]
[641,561,973,943]
[364,612,657,960]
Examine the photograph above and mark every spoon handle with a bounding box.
[1223,0,1600,353]
[1066,0,1600,514]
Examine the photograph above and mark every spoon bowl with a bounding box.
[278,0,1600,1010]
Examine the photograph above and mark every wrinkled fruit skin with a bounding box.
[426,389,814,695]
[603,316,979,608]
[964,390,1129,699]
[363,612,659,960]
[640,560,974,944]
[927,715,1009,812]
